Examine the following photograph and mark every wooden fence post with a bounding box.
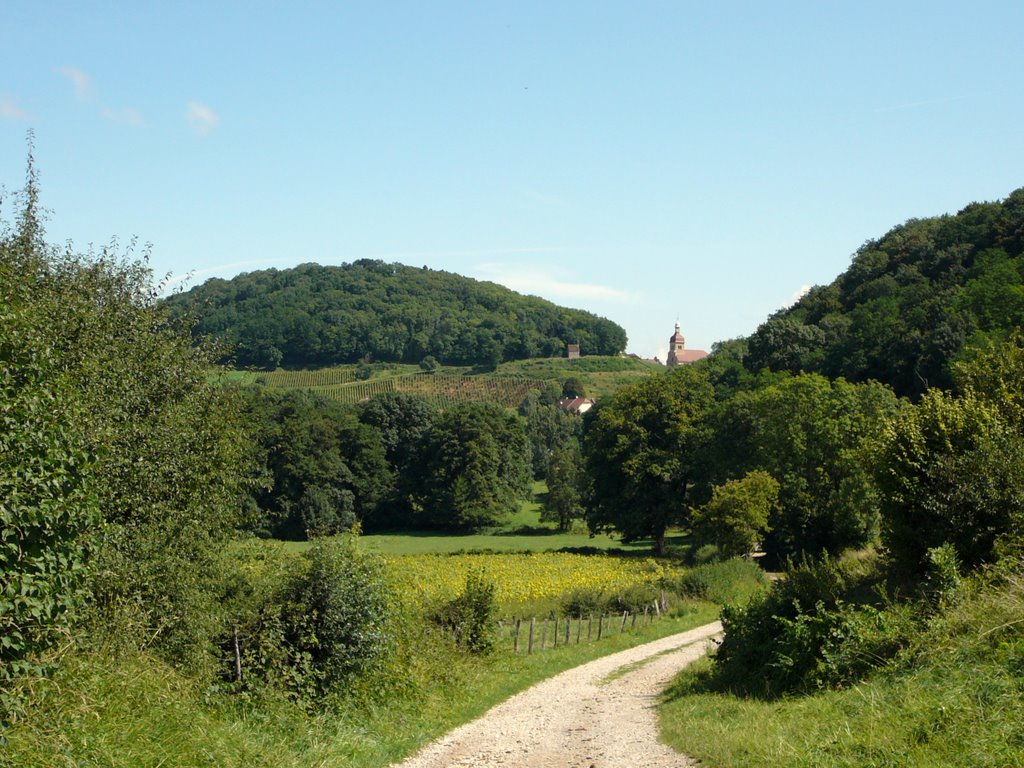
[541,618,548,651]
[587,614,593,641]
[631,611,637,629]
[233,625,243,683]
[528,617,535,654]
[514,618,521,653]
[597,614,604,641]
[565,616,571,645]
[620,611,629,632]
[553,616,559,647]
[576,615,583,644]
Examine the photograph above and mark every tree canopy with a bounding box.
[582,365,714,554]
[162,260,627,369]
[744,188,1024,397]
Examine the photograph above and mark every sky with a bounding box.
[3,2,1023,361]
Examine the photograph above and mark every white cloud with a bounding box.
[785,284,812,307]
[185,101,219,135]
[0,98,29,120]
[101,106,143,126]
[55,66,93,101]
[474,262,637,303]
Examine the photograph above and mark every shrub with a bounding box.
[430,570,497,653]
[712,555,915,698]
[220,538,392,704]
[0,313,98,715]
[673,558,769,606]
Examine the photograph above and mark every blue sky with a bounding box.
[3,2,1023,360]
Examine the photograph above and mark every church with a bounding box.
[666,322,708,366]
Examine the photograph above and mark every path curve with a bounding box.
[390,621,722,768]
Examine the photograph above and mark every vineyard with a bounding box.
[260,367,356,388]
[260,370,548,409]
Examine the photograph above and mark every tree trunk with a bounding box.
[654,525,667,556]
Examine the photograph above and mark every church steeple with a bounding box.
[667,321,686,366]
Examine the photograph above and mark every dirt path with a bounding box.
[390,621,722,768]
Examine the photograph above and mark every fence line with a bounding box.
[501,592,669,654]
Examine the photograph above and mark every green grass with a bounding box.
[659,564,1024,767]
[284,483,692,556]
[2,604,719,768]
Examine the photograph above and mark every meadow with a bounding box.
[0,530,736,768]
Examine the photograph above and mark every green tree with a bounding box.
[875,389,1024,575]
[712,374,902,561]
[692,470,779,558]
[359,392,436,528]
[541,440,585,531]
[561,376,586,399]
[582,366,714,554]
[246,389,393,539]
[518,390,581,479]
[420,403,531,529]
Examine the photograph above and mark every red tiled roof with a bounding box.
[675,349,708,363]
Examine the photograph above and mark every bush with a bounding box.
[673,559,769,606]
[559,587,606,618]
[219,538,392,704]
[0,313,98,714]
[712,555,915,698]
[430,570,497,653]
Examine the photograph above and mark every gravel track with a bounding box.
[390,621,722,768]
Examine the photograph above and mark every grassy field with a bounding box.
[281,483,690,557]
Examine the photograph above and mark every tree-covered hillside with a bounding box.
[163,260,627,369]
[746,187,1024,396]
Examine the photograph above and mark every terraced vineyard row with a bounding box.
[311,372,547,408]
[260,368,356,388]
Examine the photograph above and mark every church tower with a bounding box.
[667,321,686,367]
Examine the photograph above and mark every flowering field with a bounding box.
[384,551,677,615]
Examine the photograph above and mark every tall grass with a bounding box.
[659,562,1024,767]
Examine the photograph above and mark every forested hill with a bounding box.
[745,187,1024,396]
[162,260,628,369]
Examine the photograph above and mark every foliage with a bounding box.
[875,388,1024,576]
[713,555,915,698]
[661,561,1024,767]
[541,440,586,531]
[1,153,251,679]
[582,366,714,554]
[710,373,903,561]
[358,391,437,528]
[243,388,392,539]
[0,306,97,711]
[691,470,779,557]
[430,570,497,653]
[222,538,392,704]
[671,558,770,606]
[561,376,586,398]
[418,402,531,529]
[163,260,627,369]
[743,187,1024,397]
[518,389,581,479]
